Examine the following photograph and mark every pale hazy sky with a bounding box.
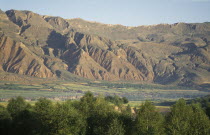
[1,0,210,26]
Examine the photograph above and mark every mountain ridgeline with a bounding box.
[0,9,210,87]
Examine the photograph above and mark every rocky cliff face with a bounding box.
[0,9,210,87]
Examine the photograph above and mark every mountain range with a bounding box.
[0,9,210,88]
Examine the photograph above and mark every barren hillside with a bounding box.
[0,9,210,88]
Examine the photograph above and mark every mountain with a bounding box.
[0,9,210,87]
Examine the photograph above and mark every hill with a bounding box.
[0,9,210,88]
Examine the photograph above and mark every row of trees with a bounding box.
[0,92,210,135]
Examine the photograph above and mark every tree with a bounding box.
[135,101,165,135]
[0,105,12,135]
[122,97,129,104]
[189,103,210,135]
[120,104,133,135]
[7,96,29,118]
[51,102,86,135]
[206,103,210,118]
[105,95,129,105]
[79,91,96,116]
[125,104,132,114]
[11,108,37,135]
[189,96,210,118]
[166,99,210,135]
[85,95,118,135]
[165,99,193,135]
[6,96,37,135]
[34,98,54,134]
[107,118,125,135]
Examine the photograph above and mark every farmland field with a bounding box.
[0,80,209,103]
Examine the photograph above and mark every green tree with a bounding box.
[11,108,38,135]
[189,103,210,135]
[0,105,12,135]
[107,118,125,135]
[79,91,95,116]
[86,95,118,135]
[34,98,54,135]
[7,96,29,118]
[206,103,210,118]
[51,102,86,135]
[135,101,165,135]
[119,104,133,135]
[166,99,193,135]
[122,97,129,104]
[124,104,132,114]
[166,99,210,135]
[6,96,37,135]
[189,96,210,118]
[105,95,128,106]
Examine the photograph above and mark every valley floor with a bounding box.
[0,80,209,103]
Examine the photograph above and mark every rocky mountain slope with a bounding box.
[0,9,210,87]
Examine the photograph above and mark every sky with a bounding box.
[0,0,210,26]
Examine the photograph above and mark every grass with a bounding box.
[0,102,8,107]
[0,80,209,103]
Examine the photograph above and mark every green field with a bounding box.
[0,80,209,103]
